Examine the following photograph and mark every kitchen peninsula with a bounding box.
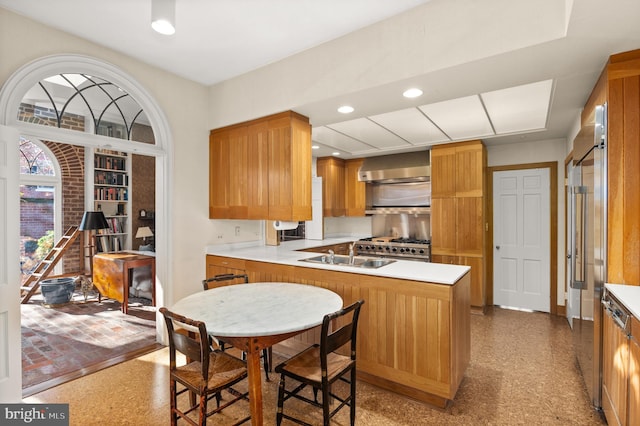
[206,238,471,408]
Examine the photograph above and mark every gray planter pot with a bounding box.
[40,278,75,305]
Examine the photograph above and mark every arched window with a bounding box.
[20,137,56,176]
[18,73,155,144]
[19,137,60,278]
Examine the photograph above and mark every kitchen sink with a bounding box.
[299,254,395,269]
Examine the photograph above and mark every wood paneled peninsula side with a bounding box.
[205,239,471,408]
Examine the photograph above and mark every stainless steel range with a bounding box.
[355,237,431,262]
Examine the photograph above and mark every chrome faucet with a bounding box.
[328,249,335,264]
[348,242,355,265]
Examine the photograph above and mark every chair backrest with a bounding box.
[202,273,249,290]
[160,307,210,378]
[320,300,364,369]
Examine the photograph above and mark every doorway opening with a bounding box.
[0,55,171,398]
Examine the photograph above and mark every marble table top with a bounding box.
[170,282,344,337]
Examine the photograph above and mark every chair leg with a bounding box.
[322,381,331,426]
[263,348,270,381]
[170,379,178,426]
[276,375,286,425]
[199,393,207,426]
[350,368,356,426]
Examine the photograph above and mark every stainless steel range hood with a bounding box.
[358,151,430,183]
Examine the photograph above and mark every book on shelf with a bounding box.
[95,233,124,253]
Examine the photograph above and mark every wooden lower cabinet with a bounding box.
[205,255,471,407]
[629,316,639,426]
[432,254,484,309]
[205,256,247,287]
[602,308,630,426]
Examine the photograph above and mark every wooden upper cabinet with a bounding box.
[228,125,249,219]
[345,158,366,216]
[247,120,269,219]
[317,157,346,217]
[267,113,312,221]
[455,142,485,197]
[209,111,312,221]
[431,145,457,197]
[209,128,231,218]
[432,141,484,197]
[316,157,366,218]
[600,49,640,285]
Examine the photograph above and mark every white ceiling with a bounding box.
[3,0,640,158]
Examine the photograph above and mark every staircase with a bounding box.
[21,226,82,304]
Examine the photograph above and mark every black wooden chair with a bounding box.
[275,300,365,426]
[159,307,250,426]
[202,273,273,381]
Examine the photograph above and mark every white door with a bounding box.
[0,125,21,401]
[493,168,550,312]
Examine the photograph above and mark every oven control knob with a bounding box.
[392,247,397,253]
[411,248,417,254]
[419,249,425,254]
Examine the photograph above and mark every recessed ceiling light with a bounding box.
[337,105,354,114]
[312,145,320,150]
[403,88,423,98]
[332,152,341,156]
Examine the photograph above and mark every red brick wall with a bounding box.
[20,201,54,238]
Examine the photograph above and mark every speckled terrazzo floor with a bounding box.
[24,307,607,425]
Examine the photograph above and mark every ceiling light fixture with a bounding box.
[151,0,176,35]
[337,105,354,114]
[312,145,320,150]
[332,152,341,156]
[403,88,423,98]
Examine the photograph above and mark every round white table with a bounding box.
[170,282,343,425]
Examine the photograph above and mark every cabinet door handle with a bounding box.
[495,246,500,250]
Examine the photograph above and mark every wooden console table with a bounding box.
[92,252,155,314]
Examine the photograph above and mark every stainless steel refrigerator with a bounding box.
[567,104,607,410]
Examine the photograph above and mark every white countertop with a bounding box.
[605,283,640,320]
[205,238,470,285]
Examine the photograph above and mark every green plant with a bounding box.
[24,239,38,254]
[35,230,54,260]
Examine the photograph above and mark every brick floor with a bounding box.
[21,290,157,391]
